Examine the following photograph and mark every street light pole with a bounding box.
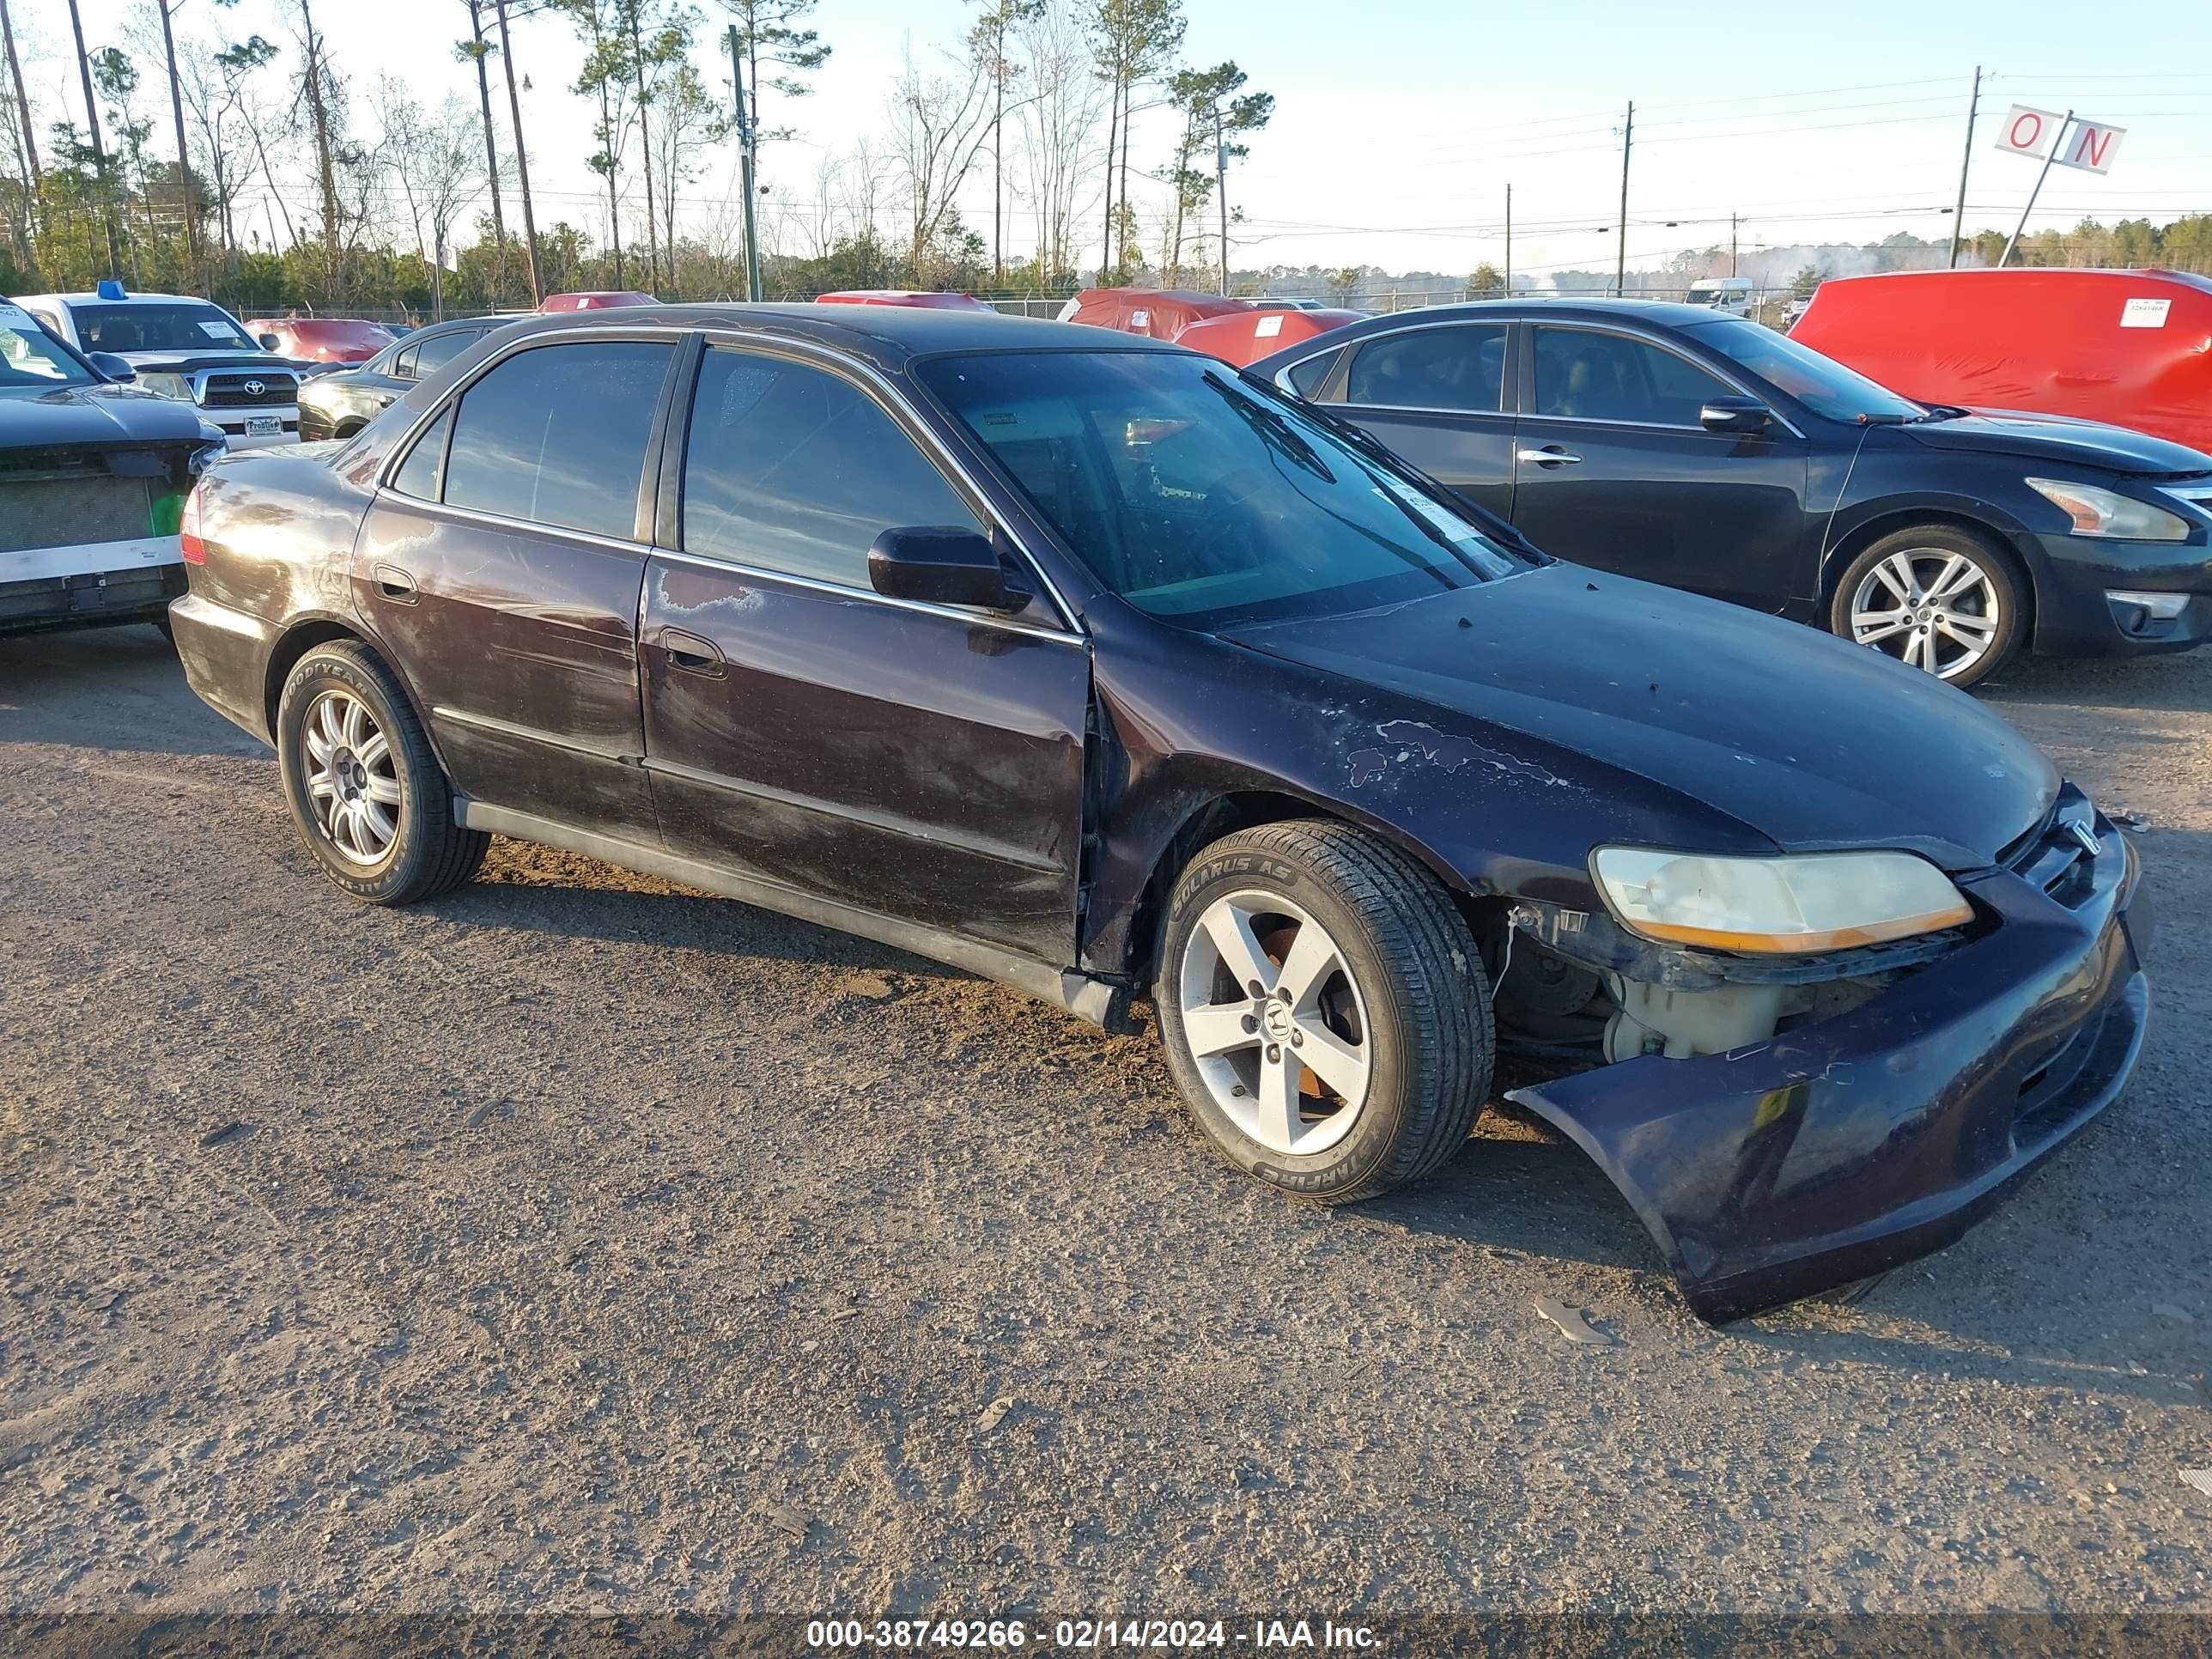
[1999,108,2071,269]
[728,25,762,301]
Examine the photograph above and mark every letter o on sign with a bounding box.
[2008,109,2043,149]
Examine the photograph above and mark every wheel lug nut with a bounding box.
[1265,1043,1281,1064]
[1291,1030,1304,1048]
[1231,1084,1247,1097]
[1246,979,1264,998]
[1240,1013,1258,1034]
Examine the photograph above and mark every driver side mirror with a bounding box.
[257,332,282,351]
[867,526,1025,613]
[1699,395,1773,435]
[86,351,136,382]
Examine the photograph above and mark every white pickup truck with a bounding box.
[10,283,307,449]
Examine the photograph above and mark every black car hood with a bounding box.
[1223,567,2057,868]
[1889,408,2212,477]
[122,350,311,375]
[0,384,215,453]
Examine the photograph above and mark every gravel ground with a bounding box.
[1,624,2208,1624]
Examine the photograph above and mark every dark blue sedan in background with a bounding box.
[1254,299,2212,688]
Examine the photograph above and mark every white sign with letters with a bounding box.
[2054,119,2125,173]
[1994,105,2063,158]
[2120,297,2171,329]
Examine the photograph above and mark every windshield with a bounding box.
[69,302,257,355]
[1684,315,1923,423]
[0,305,94,389]
[920,349,1528,629]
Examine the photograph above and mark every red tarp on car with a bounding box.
[245,318,397,363]
[539,291,658,311]
[1792,268,2212,455]
[1173,307,1364,368]
[815,290,997,311]
[1062,288,1252,341]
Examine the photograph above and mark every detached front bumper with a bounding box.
[1509,802,2148,1322]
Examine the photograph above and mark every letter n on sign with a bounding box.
[2055,120,2126,174]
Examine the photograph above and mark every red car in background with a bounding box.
[1173,305,1364,368]
[1058,288,1253,340]
[539,291,659,312]
[1792,268,2212,457]
[815,289,997,311]
[246,316,397,364]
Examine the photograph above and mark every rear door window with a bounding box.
[1531,326,1732,427]
[406,329,481,382]
[1342,325,1509,413]
[441,340,674,539]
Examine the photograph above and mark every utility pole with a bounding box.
[495,0,542,303]
[1504,182,1511,296]
[1214,103,1229,296]
[1614,100,1632,297]
[2000,108,2071,269]
[728,26,762,301]
[464,0,509,305]
[64,0,122,280]
[1948,65,1982,268]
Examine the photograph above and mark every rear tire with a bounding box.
[276,641,486,904]
[1827,524,2024,690]
[1153,820,1493,1203]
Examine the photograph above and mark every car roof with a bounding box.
[477,302,1183,368]
[14,291,228,307]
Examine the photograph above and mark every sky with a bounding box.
[16,0,2212,285]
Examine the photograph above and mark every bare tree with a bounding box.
[1014,0,1103,287]
[648,54,726,280]
[968,0,1039,283]
[456,0,509,301]
[290,0,347,295]
[889,43,994,280]
[1,0,36,270]
[376,80,483,317]
[565,0,638,288]
[494,0,542,301]
[178,31,274,255]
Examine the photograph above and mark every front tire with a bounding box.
[1828,525,2024,689]
[1153,820,1493,1203]
[276,641,486,904]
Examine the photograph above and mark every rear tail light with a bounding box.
[179,484,207,564]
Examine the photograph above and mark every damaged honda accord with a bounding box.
[168,307,2151,1322]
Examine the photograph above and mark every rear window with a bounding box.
[440,340,673,538]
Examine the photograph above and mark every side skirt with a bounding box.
[453,799,1137,1032]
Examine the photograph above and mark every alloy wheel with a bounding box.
[1176,890,1373,1157]
[1848,549,2002,681]
[301,690,401,865]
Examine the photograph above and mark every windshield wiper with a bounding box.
[1909,404,1972,423]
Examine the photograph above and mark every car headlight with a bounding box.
[2025,477,2191,542]
[1591,848,1972,955]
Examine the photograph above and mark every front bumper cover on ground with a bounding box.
[1508,806,2147,1322]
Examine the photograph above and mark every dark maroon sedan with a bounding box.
[169,306,2149,1321]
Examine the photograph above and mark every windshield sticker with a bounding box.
[198,319,236,339]
[2120,297,2171,329]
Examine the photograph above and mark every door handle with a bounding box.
[372,562,418,602]
[659,628,725,677]
[1516,447,1583,466]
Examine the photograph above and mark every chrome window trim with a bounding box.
[1524,320,1808,440]
[375,320,1085,639]
[648,544,1085,646]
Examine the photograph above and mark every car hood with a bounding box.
[1222,566,2058,869]
[1892,408,2212,477]
[119,350,310,376]
[0,383,216,452]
